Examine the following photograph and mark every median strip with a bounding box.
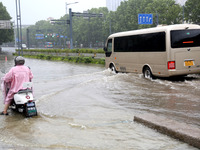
[14,49,105,65]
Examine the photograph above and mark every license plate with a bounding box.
[27,102,35,107]
[184,60,194,66]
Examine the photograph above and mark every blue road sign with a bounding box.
[35,34,44,39]
[16,38,21,42]
[138,14,153,24]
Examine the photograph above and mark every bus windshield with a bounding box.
[171,29,200,48]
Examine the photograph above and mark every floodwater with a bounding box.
[0,47,199,150]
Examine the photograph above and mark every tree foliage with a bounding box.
[22,0,199,49]
[0,2,14,45]
[185,0,200,24]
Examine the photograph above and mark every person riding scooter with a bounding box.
[1,56,33,115]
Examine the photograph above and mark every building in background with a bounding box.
[106,0,125,11]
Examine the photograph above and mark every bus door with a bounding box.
[104,39,113,69]
[104,39,112,57]
[170,29,200,74]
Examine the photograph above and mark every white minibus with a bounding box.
[104,24,200,78]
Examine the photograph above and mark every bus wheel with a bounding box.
[143,67,152,79]
[110,65,117,73]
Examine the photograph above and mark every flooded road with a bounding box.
[0,47,199,150]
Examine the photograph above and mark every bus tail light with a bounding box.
[168,61,176,70]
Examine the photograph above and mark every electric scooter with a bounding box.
[10,82,37,117]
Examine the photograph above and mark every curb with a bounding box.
[134,113,200,149]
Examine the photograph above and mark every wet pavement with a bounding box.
[0,47,199,150]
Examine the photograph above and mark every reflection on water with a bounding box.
[0,48,199,150]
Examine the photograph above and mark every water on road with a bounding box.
[0,48,199,150]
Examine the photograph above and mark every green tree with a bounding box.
[185,0,200,24]
[27,20,63,48]
[145,0,182,25]
[72,7,108,48]
[0,2,14,45]
[112,0,182,32]
[21,0,185,49]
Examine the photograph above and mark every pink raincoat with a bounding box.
[1,65,33,105]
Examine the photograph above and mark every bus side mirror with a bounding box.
[104,47,107,52]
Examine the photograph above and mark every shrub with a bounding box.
[46,55,52,60]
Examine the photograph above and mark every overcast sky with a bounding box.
[0,0,106,25]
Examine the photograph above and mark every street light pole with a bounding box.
[15,0,20,54]
[65,2,78,14]
[15,0,23,56]
[65,2,78,49]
